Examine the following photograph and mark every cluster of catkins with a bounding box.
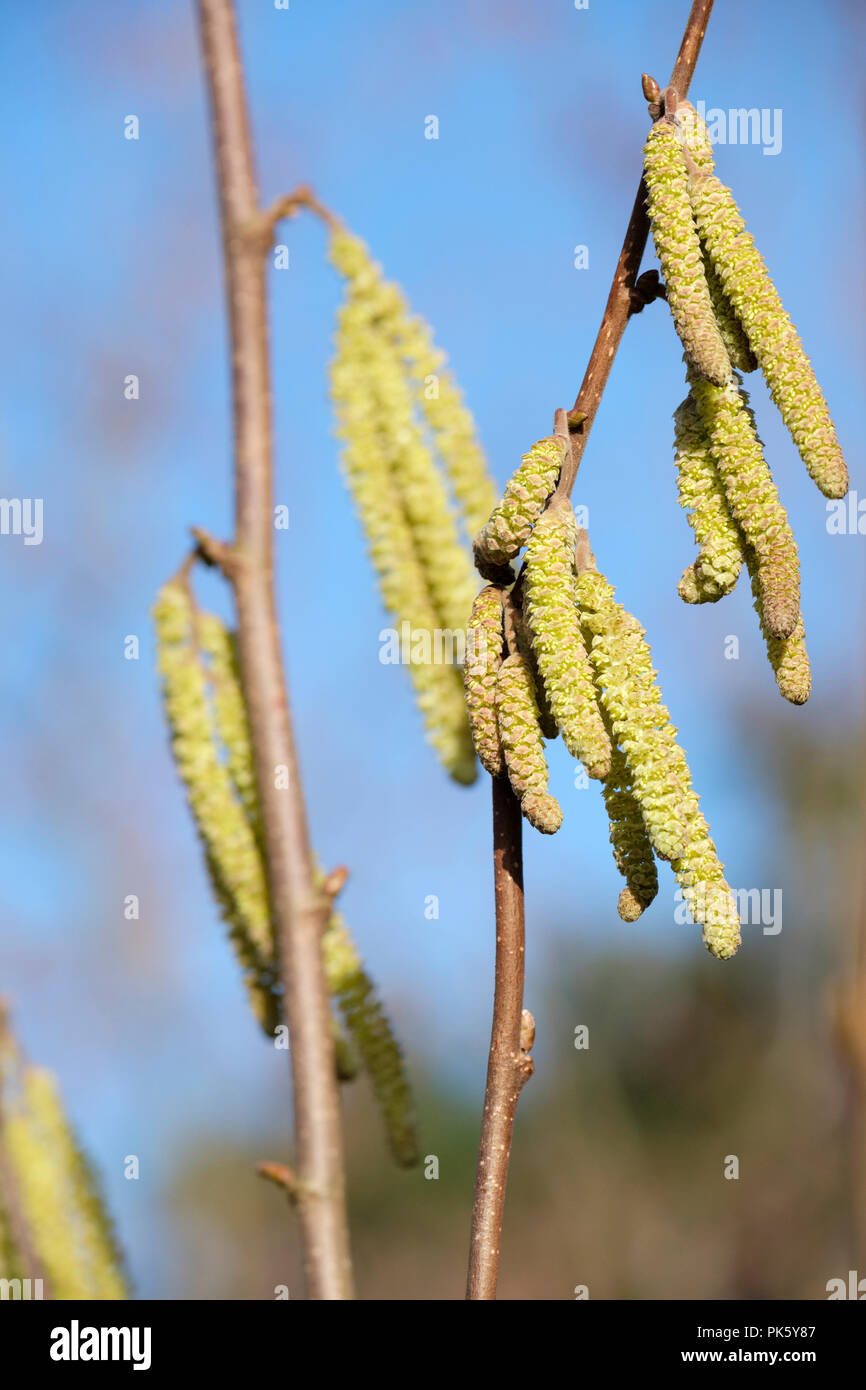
[643,95,849,704]
[329,228,500,785]
[0,1019,127,1298]
[152,579,418,1167]
[467,438,741,961]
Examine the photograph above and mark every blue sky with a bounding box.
[0,0,861,1295]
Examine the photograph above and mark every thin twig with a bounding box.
[466,0,716,1301]
[466,773,531,1300]
[560,0,716,498]
[196,0,353,1300]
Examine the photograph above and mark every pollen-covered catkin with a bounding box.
[153,582,281,1033]
[675,100,715,173]
[643,119,732,387]
[2,1065,127,1299]
[473,435,567,569]
[599,721,659,921]
[673,393,744,602]
[330,281,476,784]
[464,586,506,776]
[322,909,419,1167]
[197,615,261,836]
[576,568,698,863]
[689,374,800,640]
[670,812,742,960]
[703,255,757,374]
[495,653,563,834]
[688,169,849,499]
[745,545,811,705]
[523,501,611,778]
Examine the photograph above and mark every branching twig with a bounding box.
[466,0,715,1301]
[196,0,353,1300]
[560,0,716,499]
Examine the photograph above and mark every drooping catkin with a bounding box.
[197,615,261,837]
[689,373,800,640]
[522,501,611,778]
[576,568,698,864]
[473,435,567,569]
[599,713,659,922]
[674,100,714,173]
[495,653,563,834]
[330,286,476,784]
[322,909,419,1167]
[688,168,849,499]
[673,393,744,603]
[643,118,732,387]
[464,585,506,776]
[2,1063,127,1299]
[745,545,811,705]
[576,565,740,959]
[153,582,281,1033]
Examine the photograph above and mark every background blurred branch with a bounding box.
[196,0,353,1300]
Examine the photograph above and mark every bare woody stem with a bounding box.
[466,0,715,1301]
[559,0,716,498]
[196,0,353,1300]
[466,774,532,1300]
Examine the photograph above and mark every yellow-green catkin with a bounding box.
[688,169,849,499]
[523,501,611,778]
[600,718,659,922]
[673,393,745,603]
[3,1067,127,1299]
[576,568,697,863]
[197,616,261,835]
[473,435,567,569]
[745,546,811,705]
[689,374,800,640]
[576,567,740,958]
[396,315,498,539]
[495,653,563,834]
[329,237,477,785]
[153,582,281,1032]
[464,585,506,776]
[643,118,732,387]
[322,909,418,1167]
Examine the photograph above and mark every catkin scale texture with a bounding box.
[643,120,732,387]
[689,171,849,500]
[473,435,567,568]
[495,653,563,834]
[689,374,800,640]
[599,723,659,922]
[464,585,506,776]
[673,393,744,603]
[745,545,811,705]
[523,502,611,779]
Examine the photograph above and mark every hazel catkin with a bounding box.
[495,653,563,834]
[473,435,567,569]
[688,168,849,500]
[673,393,744,603]
[464,585,506,777]
[643,118,732,387]
[522,500,611,778]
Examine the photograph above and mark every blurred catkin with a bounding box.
[322,910,419,1167]
[464,585,506,776]
[688,169,849,500]
[495,653,563,834]
[523,501,611,779]
[1,1052,127,1299]
[153,581,280,1033]
[673,393,744,603]
[473,435,567,569]
[689,374,800,640]
[643,118,732,387]
[329,230,477,784]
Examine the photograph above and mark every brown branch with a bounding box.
[466,773,530,1300]
[560,0,716,498]
[196,0,353,1300]
[466,0,716,1302]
